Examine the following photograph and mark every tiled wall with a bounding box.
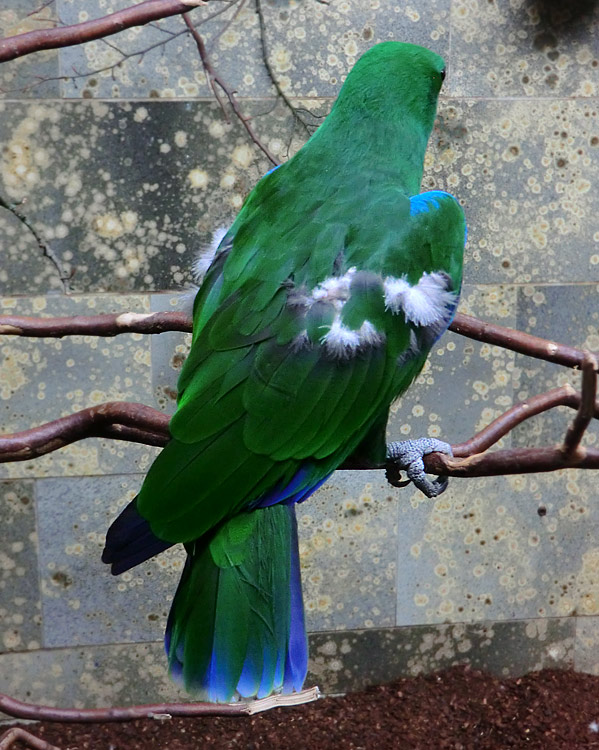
[1,0,599,707]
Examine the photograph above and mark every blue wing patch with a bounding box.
[410,190,468,245]
[409,190,453,217]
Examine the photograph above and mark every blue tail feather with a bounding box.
[283,505,308,692]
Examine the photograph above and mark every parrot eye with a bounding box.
[440,68,446,82]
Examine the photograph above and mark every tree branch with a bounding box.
[0,687,320,722]
[0,403,169,462]
[0,310,595,371]
[0,0,210,64]
[0,311,191,337]
[426,445,599,477]
[1,385,598,477]
[451,384,585,456]
[450,312,589,369]
[563,352,598,456]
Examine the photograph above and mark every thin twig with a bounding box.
[0,727,61,750]
[255,0,311,135]
[0,0,210,63]
[25,1,56,20]
[183,14,279,165]
[183,13,228,117]
[562,352,598,456]
[0,196,71,293]
[208,0,246,51]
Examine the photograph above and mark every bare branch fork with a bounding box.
[0,310,597,478]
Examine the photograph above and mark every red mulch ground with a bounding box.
[4,665,599,749]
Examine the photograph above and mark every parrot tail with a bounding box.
[165,503,308,702]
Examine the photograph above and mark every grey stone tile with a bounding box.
[575,617,599,674]
[309,617,574,693]
[0,99,310,295]
[0,642,188,712]
[0,480,41,654]
[396,467,599,626]
[0,617,575,709]
[36,474,184,648]
[0,294,159,479]
[449,0,599,98]
[57,0,450,99]
[0,3,60,99]
[298,470,397,632]
[426,99,599,285]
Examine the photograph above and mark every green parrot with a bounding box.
[103,41,466,702]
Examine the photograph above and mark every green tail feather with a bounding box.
[165,504,307,702]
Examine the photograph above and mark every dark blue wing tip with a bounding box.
[103,498,173,575]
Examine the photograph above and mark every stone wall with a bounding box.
[1,0,599,707]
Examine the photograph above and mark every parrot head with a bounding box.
[333,41,446,129]
[291,41,447,194]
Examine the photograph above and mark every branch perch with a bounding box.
[0,686,320,722]
[0,311,192,337]
[1,309,598,478]
[450,313,588,369]
[0,0,209,63]
[0,403,169,462]
[1,387,598,476]
[0,309,595,367]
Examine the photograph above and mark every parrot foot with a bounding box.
[386,438,453,498]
